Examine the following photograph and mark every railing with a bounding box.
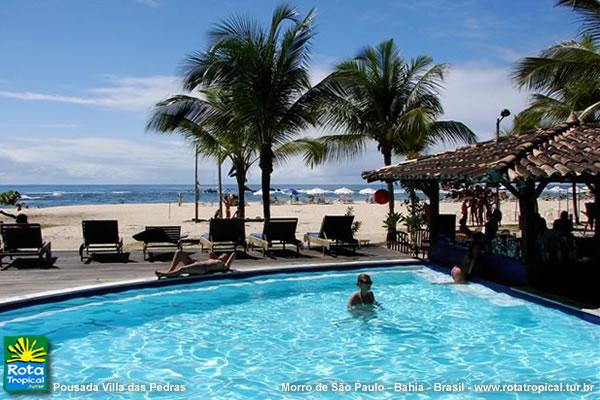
[387,229,430,258]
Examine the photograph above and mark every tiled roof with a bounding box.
[362,121,600,183]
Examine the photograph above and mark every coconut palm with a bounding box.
[514,1,600,96]
[309,39,476,221]
[511,73,600,133]
[180,5,321,219]
[147,91,256,220]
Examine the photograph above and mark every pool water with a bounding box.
[1,266,599,399]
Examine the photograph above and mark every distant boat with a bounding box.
[204,188,218,193]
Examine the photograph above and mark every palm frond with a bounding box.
[513,40,600,92]
[557,0,600,41]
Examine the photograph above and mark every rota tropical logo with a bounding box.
[4,336,49,393]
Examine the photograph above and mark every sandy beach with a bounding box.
[2,199,573,250]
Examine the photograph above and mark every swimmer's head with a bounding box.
[357,273,372,287]
[451,266,466,283]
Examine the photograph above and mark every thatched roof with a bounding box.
[362,121,600,184]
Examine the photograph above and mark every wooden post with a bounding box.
[517,180,543,284]
[194,145,199,223]
[572,182,579,224]
[422,180,440,244]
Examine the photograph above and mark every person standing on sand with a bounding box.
[469,197,478,225]
[460,200,469,220]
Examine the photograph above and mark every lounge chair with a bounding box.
[199,218,246,253]
[247,218,302,256]
[79,220,123,261]
[0,224,52,269]
[133,226,189,260]
[304,215,359,254]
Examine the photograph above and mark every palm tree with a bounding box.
[511,73,600,133]
[147,91,256,219]
[310,39,476,222]
[181,5,321,219]
[514,1,600,97]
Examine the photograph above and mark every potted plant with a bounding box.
[383,211,404,242]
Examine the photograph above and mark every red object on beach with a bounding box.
[374,189,390,204]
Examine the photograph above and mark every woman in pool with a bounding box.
[347,273,376,309]
[155,250,235,278]
[451,232,484,283]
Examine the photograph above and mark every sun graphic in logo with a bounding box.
[7,337,47,363]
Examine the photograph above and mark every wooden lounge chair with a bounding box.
[247,218,302,256]
[0,224,52,269]
[79,220,123,261]
[304,215,359,254]
[133,225,191,260]
[199,218,246,253]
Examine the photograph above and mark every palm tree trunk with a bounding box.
[382,148,395,214]
[382,147,396,242]
[259,144,273,220]
[235,164,246,220]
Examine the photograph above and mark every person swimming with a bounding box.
[451,232,485,284]
[347,273,376,309]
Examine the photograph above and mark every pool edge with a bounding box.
[0,258,418,313]
[2,259,599,325]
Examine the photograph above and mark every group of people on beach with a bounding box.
[459,187,494,226]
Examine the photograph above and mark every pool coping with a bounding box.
[0,258,418,313]
[424,262,600,325]
[1,258,599,325]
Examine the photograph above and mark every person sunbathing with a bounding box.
[155,250,235,279]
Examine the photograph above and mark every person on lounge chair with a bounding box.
[155,250,234,278]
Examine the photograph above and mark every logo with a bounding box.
[4,336,49,393]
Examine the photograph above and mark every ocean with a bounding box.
[0,183,578,209]
[0,184,390,208]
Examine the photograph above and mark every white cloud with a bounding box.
[0,135,206,184]
[36,123,79,129]
[134,0,159,7]
[439,63,530,141]
[0,75,181,112]
[271,63,532,182]
[0,64,531,184]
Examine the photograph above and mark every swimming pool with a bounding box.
[1,266,599,399]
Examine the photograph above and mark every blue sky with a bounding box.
[0,0,578,185]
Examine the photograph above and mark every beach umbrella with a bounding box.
[549,186,566,216]
[334,187,354,195]
[284,188,299,196]
[359,188,376,195]
[306,187,327,195]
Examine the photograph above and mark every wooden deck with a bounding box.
[0,245,414,303]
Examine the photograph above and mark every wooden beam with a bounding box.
[500,177,520,198]
[534,180,549,198]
